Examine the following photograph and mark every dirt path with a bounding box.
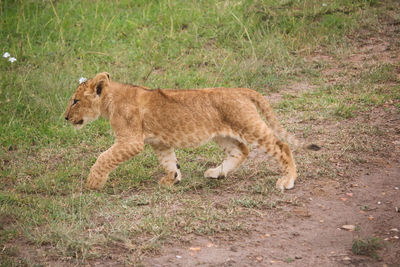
[144,165,400,266]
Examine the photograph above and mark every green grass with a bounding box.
[0,0,399,265]
[352,237,383,259]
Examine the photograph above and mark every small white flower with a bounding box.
[322,3,327,6]
[3,52,10,58]
[79,77,87,84]
[8,57,16,63]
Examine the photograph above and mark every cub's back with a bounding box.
[141,88,260,143]
[142,87,254,126]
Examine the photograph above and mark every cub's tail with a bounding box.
[241,88,321,151]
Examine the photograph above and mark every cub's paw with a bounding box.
[159,173,179,186]
[276,176,295,191]
[85,173,107,190]
[204,168,225,179]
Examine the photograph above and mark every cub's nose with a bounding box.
[65,117,69,121]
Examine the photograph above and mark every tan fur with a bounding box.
[64,72,304,191]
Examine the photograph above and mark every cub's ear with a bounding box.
[92,72,110,96]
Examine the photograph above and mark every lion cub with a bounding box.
[64,72,318,191]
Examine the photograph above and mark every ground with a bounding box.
[1,1,400,266]
[144,167,400,267]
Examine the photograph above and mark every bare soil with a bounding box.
[144,167,400,267]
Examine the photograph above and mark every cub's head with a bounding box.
[64,72,110,129]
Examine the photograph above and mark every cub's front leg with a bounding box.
[86,140,144,190]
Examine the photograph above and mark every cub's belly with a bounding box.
[144,132,215,148]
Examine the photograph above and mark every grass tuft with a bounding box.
[352,237,383,259]
[334,104,357,119]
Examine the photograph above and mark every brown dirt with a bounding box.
[144,167,400,267]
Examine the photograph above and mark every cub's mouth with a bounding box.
[72,119,84,129]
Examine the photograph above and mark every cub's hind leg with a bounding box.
[204,136,249,179]
[153,146,181,186]
[243,122,297,191]
[273,140,297,190]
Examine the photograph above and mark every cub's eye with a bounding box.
[72,99,79,105]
